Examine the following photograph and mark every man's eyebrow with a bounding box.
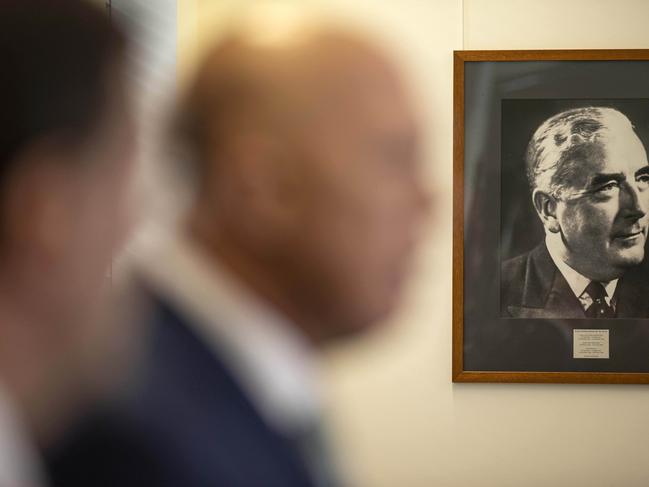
[635,165,649,178]
[587,172,625,188]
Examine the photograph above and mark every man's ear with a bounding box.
[532,189,561,233]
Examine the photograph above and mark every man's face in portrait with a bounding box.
[555,123,649,280]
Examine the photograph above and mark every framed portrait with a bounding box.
[453,50,649,383]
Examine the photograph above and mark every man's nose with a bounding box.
[620,181,648,219]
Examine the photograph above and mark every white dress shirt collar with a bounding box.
[0,383,47,487]
[136,232,323,436]
[545,234,618,306]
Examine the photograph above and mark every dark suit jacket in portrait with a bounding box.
[501,242,649,319]
[474,242,649,372]
[45,288,322,487]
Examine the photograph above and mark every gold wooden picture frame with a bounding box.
[453,50,649,384]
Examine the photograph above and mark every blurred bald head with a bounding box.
[180,17,429,342]
[179,23,405,175]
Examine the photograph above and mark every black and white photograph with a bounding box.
[500,99,649,320]
[454,51,649,382]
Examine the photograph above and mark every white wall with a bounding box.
[464,0,649,50]
[173,1,649,486]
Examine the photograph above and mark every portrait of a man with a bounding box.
[501,106,649,319]
[458,56,649,376]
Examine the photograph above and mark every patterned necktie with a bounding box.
[584,281,615,318]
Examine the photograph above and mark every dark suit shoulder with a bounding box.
[500,251,531,314]
[501,252,529,284]
[500,243,561,316]
[46,410,178,487]
[46,291,316,487]
[615,265,649,318]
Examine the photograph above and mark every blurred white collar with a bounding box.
[137,233,323,435]
[0,383,47,487]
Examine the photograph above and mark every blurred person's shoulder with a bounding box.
[45,407,176,487]
[0,384,47,487]
[45,236,317,487]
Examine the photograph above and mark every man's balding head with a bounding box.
[528,107,649,281]
[180,20,429,342]
[178,25,406,178]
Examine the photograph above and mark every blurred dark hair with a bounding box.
[0,0,127,183]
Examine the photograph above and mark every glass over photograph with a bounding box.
[455,52,649,380]
[500,99,649,320]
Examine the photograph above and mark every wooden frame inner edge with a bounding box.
[451,49,649,384]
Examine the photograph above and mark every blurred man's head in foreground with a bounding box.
[178,13,429,342]
[0,0,135,438]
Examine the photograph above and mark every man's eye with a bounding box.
[636,174,649,189]
[596,181,619,193]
